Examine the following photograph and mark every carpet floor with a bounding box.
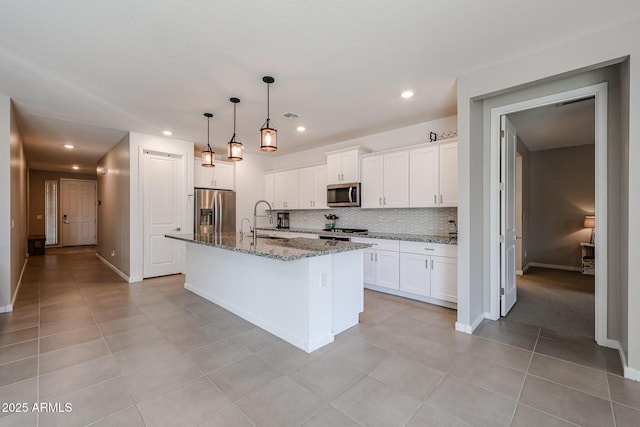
[505,267,595,339]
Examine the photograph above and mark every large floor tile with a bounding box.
[237,376,324,427]
[39,354,120,400]
[98,314,151,337]
[196,406,253,427]
[474,320,539,350]
[534,336,605,370]
[39,325,102,353]
[0,411,37,427]
[160,322,227,353]
[0,327,38,348]
[511,403,576,427]
[0,378,37,419]
[124,354,201,402]
[0,340,38,365]
[256,341,319,374]
[418,324,477,353]
[39,377,133,427]
[519,374,614,427]
[447,353,525,400]
[326,339,390,374]
[369,353,445,400]
[112,338,182,376]
[39,338,110,374]
[289,354,368,401]
[186,338,252,374]
[613,402,640,427]
[89,406,145,427]
[230,327,282,353]
[301,405,361,427]
[406,403,469,427]
[136,377,231,427]
[105,324,164,353]
[207,355,280,402]
[39,314,96,337]
[426,375,516,427]
[528,353,609,399]
[608,373,640,410]
[332,376,421,427]
[395,336,458,372]
[0,357,38,387]
[466,338,532,372]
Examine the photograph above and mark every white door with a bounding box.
[383,151,409,208]
[376,250,400,290]
[284,169,300,209]
[264,173,275,207]
[274,172,288,209]
[363,249,376,284]
[409,146,439,207]
[439,142,458,206]
[313,166,327,209]
[61,179,96,246]
[143,150,185,278]
[298,167,315,209]
[399,253,430,296]
[500,116,517,315]
[340,150,359,183]
[431,256,458,303]
[361,155,384,208]
[326,153,342,185]
[213,162,235,190]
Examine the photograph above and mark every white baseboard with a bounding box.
[8,257,29,311]
[363,284,457,310]
[455,312,487,335]
[0,304,13,313]
[96,253,132,283]
[522,263,531,274]
[516,270,524,276]
[602,339,640,382]
[527,262,581,272]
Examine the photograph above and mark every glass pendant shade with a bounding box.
[201,113,215,167]
[227,98,243,161]
[260,121,277,152]
[260,76,277,152]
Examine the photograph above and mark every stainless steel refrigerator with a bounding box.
[194,188,236,234]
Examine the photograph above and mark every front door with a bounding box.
[60,179,96,246]
[500,115,517,316]
[143,150,185,278]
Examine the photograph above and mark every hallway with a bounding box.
[1,251,639,426]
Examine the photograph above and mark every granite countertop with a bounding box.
[256,227,458,245]
[165,232,372,261]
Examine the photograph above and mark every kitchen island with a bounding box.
[165,233,371,353]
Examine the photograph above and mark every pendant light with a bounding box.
[201,113,215,167]
[260,76,277,152]
[227,97,243,161]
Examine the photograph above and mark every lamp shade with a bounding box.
[584,216,595,229]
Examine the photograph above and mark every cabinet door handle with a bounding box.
[424,248,434,251]
[341,173,344,181]
[379,197,382,206]
[425,259,428,269]
[431,259,434,269]
[383,197,386,205]
[440,194,443,204]
[375,253,378,261]
[434,194,437,204]
[370,253,373,261]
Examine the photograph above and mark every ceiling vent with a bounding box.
[281,112,299,119]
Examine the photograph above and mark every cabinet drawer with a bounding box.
[351,238,399,252]
[399,241,457,257]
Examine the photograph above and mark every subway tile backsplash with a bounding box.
[284,207,457,235]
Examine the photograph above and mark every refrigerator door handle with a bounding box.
[217,193,222,233]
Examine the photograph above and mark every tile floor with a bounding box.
[1,250,639,426]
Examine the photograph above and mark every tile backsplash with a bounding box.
[284,207,457,235]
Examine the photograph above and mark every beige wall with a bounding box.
[527,145,595,268]
[28,170,97,239]
[97,134,130,277]
[10,102,28,307]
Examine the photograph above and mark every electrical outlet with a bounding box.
[111,250,116,257]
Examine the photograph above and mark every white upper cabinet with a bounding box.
[326,147,361,185]
[298,165,327,209]
[409,140,457,208]
[439,142,458,207]
[194,159,235,190]
[274,170,300,210]
[361,151,409,208]
[409,146,439,207]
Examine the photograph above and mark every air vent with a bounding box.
[281,112,299,119]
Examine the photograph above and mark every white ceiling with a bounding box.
[1,1,639,173]
[508,98,595,152]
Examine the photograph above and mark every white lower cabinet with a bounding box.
[431,256,457,302]
[399,253,431,296]
[400,253,457,302]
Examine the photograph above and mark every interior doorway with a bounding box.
[490,82,608,345]
[60,178,97,246]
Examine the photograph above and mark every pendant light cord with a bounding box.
[267,83,270,121]
[207,115,211,149]
[233,102,237,139]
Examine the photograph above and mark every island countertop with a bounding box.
[165,232,372,261]
[256,227,457,245]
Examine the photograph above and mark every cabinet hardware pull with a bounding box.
[424,248,435,251]
[431,259,434,269]
[425,259,428,269]
[379,197,382,206]
[370,253,373,261]
[375,253,378,261]
[440,194,443,204]
[434,194,437,204]
[384,197,386,205]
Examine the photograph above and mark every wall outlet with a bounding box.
[111,250,116,258]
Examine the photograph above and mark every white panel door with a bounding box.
[213,162,235,190]
[501,116,517,315]
[376,250,400,290]
[340,149,359,183]
[284,169,300,209]
[439,142,458,207]
[431,256,458,302]
[313,165,327,209]
[274,172,288,209]
[400,253,430,296]
[361,155,384,208]
[326,153,342,185]
[363,249,376,284]
[298,167,315,209]
[409,146,439,207]
[264,173,275,207]
[383,151,409,208]
[61,179,96,246]
[143,151,185,278]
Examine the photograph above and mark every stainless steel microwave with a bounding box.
[327,183,360,207]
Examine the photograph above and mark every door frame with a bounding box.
[59,178,97,247]
[488,82,608,345]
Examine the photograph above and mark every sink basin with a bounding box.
[256,235,287,240]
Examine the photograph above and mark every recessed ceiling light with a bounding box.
[296,126,306,132]
[72,165,79,170]
[64,144,74,149]
[162,130,173,136]
[401,90,414,99]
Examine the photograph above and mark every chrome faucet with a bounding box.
[253,200,273,246]
[240,217,251,238]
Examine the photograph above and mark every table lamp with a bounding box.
[584,215,595,244]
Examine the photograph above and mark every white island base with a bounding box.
[184,243,364,353]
